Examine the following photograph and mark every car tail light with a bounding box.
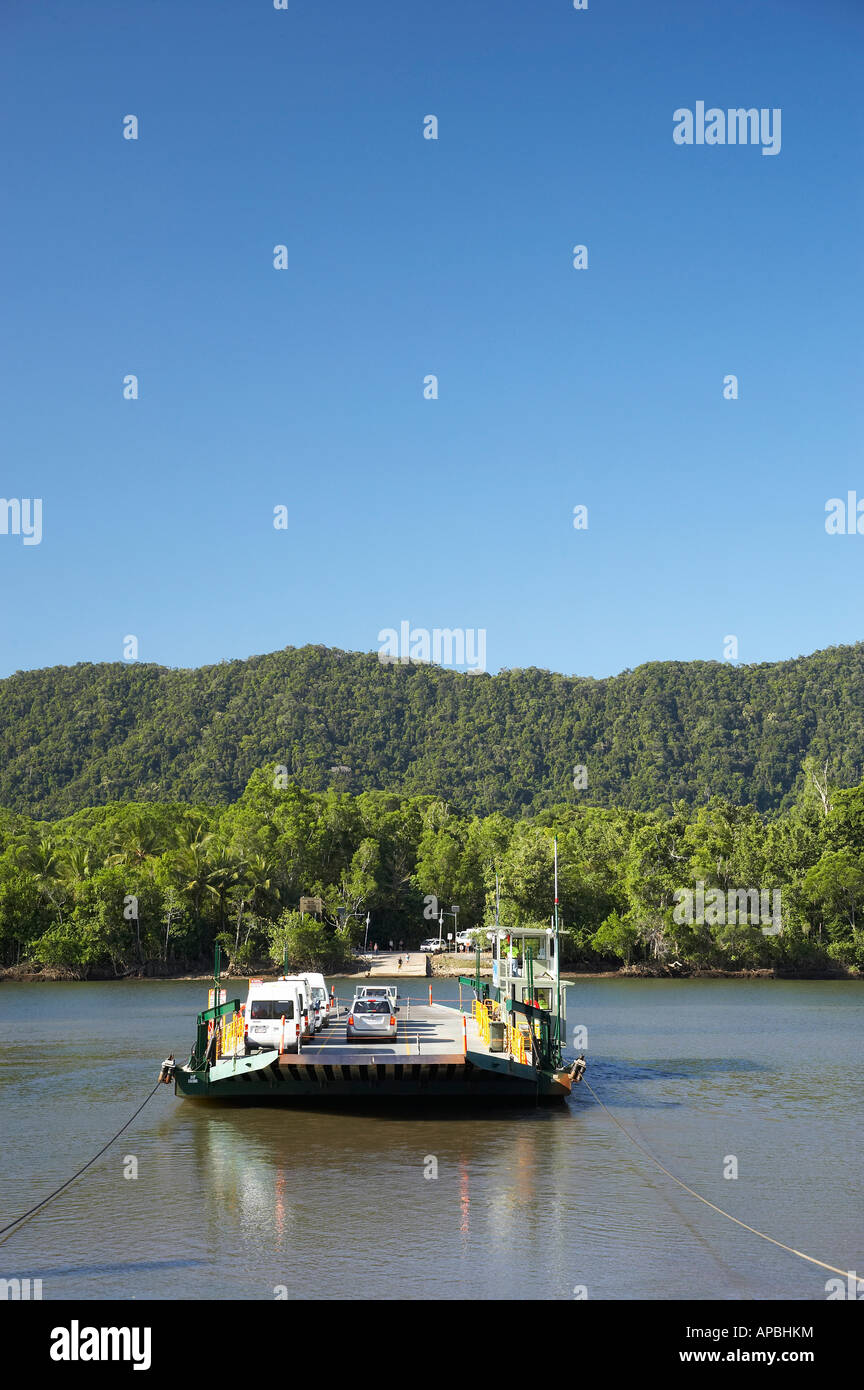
[348,1014,354,1026]
[295,1023,300,1037]
[390,1015,396,1026]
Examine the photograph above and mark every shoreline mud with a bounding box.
[1,960,857,984]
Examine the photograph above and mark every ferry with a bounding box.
[160,915,584,1103]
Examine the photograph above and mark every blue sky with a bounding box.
[0,0,861,680]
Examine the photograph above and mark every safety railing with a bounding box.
[472,997,502,1045]
[473,997,530,1060]
[504,1020,528,1066]
[473,998,490,1044]
[214,1009,245,1061]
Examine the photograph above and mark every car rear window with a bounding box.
[249,1000,295,1020]
[353,1000,391,1014]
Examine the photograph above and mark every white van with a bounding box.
[273,975,318,1038]
[301,972,333,1027]
[243,979,314,1053]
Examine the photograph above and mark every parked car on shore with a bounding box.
[420,938,446,953]
[455,930,481,949]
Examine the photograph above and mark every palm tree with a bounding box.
[58,842,101,887]
[17,836,67,922]
[243,852,276,914]
[205,847,246,932]
[106,813,172,868]
[170,826,217,956]
[222,852,276,969]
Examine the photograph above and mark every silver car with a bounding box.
[346,997,398,1043]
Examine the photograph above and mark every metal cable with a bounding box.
[0,1079,164,1246]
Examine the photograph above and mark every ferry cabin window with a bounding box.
[249,1000,295,1020]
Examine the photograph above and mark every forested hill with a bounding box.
[2,643,863,820]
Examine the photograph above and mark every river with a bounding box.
[0,977,860,1300]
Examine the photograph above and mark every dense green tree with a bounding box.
[3,643,864,821]
[267,909,353,973]
[591,911,639,966]
[1,764,862,977]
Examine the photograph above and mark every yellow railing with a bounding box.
[472,999,529,1063]
[505,1020,528,1065]
[214,1010,245,1060]
[472,998,503,1046]
[474,999,490,1044]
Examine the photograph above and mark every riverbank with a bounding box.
[424,956,860,982]
[1,958,858,983]
[0,959,372,984]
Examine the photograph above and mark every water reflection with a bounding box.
[188,1098,584,1271]
[1,978,859,1300]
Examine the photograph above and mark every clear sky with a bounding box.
[1,0,861,680]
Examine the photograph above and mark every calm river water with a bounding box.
[0,977,861,1300]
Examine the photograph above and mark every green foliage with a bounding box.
[591,912,640,966]
[3,643,864,820]
[1,755,863,977]
[267,910,354,974]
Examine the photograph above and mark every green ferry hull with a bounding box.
[170,997,575,1105]
[174,1047,571,1103]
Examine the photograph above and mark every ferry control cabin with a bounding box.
[486,926,570,1048]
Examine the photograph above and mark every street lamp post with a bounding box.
[436,902,461,952]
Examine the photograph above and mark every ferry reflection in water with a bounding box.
[458,1158,469,1235]
[186,1099,580,1295]
[195,1111,301,1250]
